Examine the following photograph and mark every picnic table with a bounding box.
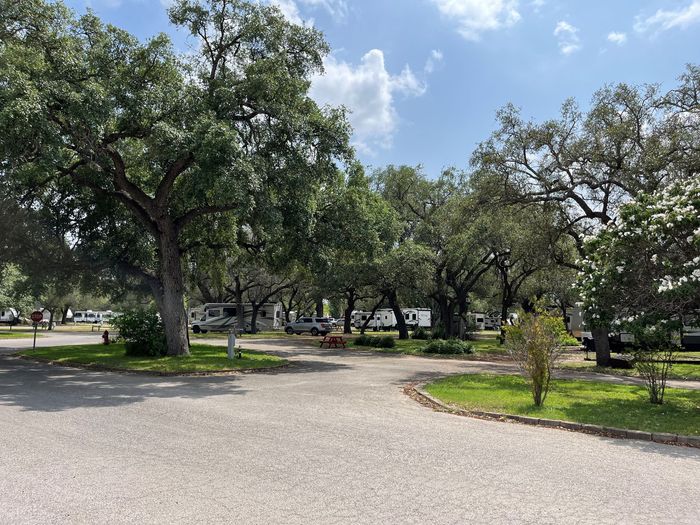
[320,335,346,348]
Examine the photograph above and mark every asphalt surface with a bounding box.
[1,333,699,524]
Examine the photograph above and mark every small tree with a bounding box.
[504,309,565,407]
[635,348,676,405]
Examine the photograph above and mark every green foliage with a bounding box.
[411,326,430,340]
[422,339,473,355]
[560,333,580,346]
[112,309,167,357]
[577,179,700,338]
[425,373,700,436]
[354,335,396,348]
[431,323,446,340]
[634,347,676,405]
[504,309,565,406]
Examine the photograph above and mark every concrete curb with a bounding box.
[13,354,289,377]
[409,384,700,449]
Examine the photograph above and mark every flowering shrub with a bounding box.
[576,179,700,337]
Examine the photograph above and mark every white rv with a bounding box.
[468,312,486,331]
[353,309,395,331]
[188,306,205,325]
[0,307,20,325]
[401,308,431,328]
[190,302,283,333]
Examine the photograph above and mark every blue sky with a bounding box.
[65,0,700,177]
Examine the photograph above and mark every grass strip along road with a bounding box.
[18,343,286,374]
[425,373,700,436]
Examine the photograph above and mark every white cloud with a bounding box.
[634,1,700,33]
[310,50,427,153]
[299,0,348,21]
[270,0,307,25]
[424,49,444,74]
[430,0,521,41]
[268,0,347,24]
[607,31,627,45]
[554,20,581,55]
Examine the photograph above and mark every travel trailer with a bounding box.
[71,310,120,324]
[190,302,283,333]
[401,308,432,329]
[0,308,20,325]
[353,309,396,331]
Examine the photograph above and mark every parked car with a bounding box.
[285,316,332,336]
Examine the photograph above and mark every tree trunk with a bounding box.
[388,290,409,340]
[592,327,611,367]
[48,309,54,330]
[360,296,385,335]
[61,305,70,324]
[250,303,259,334]
[436,294,451,338]
[235,275,245,334]
[315,297,324,317]
[157,228,189,356]
[344,291,355,335]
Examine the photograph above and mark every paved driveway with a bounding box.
[1,334,699,524]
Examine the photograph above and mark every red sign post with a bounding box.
[30,310,43,350]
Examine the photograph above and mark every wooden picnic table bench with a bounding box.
[320,335,346,348]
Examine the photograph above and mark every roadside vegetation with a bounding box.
[425,374,700,436]
[560,360,700,382]
[0,331,36,339]
[18,343,285,374]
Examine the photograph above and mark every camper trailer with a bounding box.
[190,302,283,333]
[0,308,20,325]
[401,308,432,329]
[353,309,396,331]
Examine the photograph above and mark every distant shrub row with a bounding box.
[354,335,396,348]
[422,339,473,355]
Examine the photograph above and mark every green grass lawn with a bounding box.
[425,373,700,436]
[560,360,700,381]
[350,334,508,358]
[0,331,37,339]
[18,343,286,373]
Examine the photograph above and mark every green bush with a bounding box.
[354,335,396,348]
[431,323,446,340]
[111,309,167,357]
[377,335,396,348]
[411,326,430,340]
[422,339,473,355]
[560,333,580,346]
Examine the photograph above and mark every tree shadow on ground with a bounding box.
[0,354,351,413]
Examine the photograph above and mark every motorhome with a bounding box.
[483,315,501,331]
[468,313,486,331]
[352,309,396,331]
[401,308,432,329]
[188,306,205,325]
[190,302,283,333]
[0,308,20,325]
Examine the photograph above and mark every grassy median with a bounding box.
[18,343,286,373]
[425,373,700,436]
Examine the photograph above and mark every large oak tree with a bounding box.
[0,0,351,355]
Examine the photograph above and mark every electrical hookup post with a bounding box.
[227,330,241,359]
[30,310,43,350]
